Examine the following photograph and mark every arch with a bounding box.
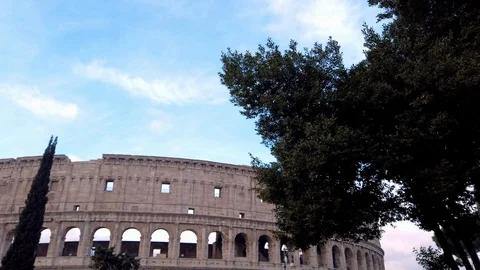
[92,228,111,250]
[36,228,51,257]
[3,230,15,257]
[316,244,327,266]
[121,228,141,256]
[62,227,80,256]
[365,252,371,270]
[357,250,364,270]
[179,230,197,258]
[234,233,247,257]
[345,247,354,270]
[332,245,341,269]
[150,229,169,258]
[207,231,223,259]
[258,235,270,262]
[280,238,288,263]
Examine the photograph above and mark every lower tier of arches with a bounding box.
[0,212,384,270]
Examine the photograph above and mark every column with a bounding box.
[111,223,122,254]
[139,231,150,258]
[48,222,62,257]
[226,228,234,262]
[198,227,207,260]
[0,225,6,258]
[169,228,180,259]
[77,222,91,257]
[249,239,257,263]
[305,247,316,266]
[270,240,281,264]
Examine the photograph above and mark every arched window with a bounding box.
[179,230,197,258]
[345,248,354,270]
[207,231,223,259]
[3,230,15,257]
[151,229,169,258]
[121,228,141,256]
[234,233,247,257]
[92,228,111,250]
[37,229,51,257]
[62,228,80,256]
[258,235,270,262]
[332,245,341,269]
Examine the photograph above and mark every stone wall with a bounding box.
[0,154,385,270]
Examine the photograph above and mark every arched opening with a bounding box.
[234,233,247,257]
[62,227,80,256]
[345,248,354,270]
[207,231,223,259]
[316,244,328,266]
[365,252,371,270]
[280,238,288,263]
[357,250,364,270]
[258,235,270,262]
[150,229,169,258]
[3,230,15,257]
[121,228,141,256]
[92,228,111,250]
[37,229,51,257]
[332,245,341,269]
[179,230,197,258]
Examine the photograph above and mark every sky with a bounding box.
[0,0,437,269]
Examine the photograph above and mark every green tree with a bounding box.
[1,137,57,270]
[219,0,480,269]
[413,246,452,270]
[89,246,140,270]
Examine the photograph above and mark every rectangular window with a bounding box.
[105,180,114,191]
[239,212,245,218]
[73,205,80,211]
[161,183,170,193]
[188,208,195,214]
[214,187,221,198]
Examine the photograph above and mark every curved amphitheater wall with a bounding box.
[0,154,385,270]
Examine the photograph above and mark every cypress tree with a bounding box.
[1,136,57,270]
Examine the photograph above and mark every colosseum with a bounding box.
[0,154,385,270]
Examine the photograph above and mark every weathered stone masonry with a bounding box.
[0,154,385,270]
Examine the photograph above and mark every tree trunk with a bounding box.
[442,224,474,270]
[460,234,480,270]
[433,225,461,270]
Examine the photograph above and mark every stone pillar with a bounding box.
[270,240,281,264]
[226,228,234,262]
[305,247,316,266]
[325,243,334,269]
[0,225,6,258]
[77,222,91,257]
[139,231,150,258]
[111,223,122,254]
[48,222,62,257]
[198,227,207,260]
[249,240,257,263]
[340,246,347,270]
[169,228,180,259]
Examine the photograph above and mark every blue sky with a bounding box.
[0,0,436,269]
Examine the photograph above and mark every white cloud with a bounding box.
[68,154,82,162]
[0,84,78,119]
[147,108,173,133]
[73,61,228,105]
[260,0,377,64]
[381,221,435,270]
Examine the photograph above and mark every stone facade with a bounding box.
[0,154,385,270]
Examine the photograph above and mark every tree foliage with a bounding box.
[1,137,57,270]
[220,0,480,268]
[89,246,140,270]
[413,246,452,270]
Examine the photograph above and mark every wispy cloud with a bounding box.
[381,221,434,270]
[73,61,227,105]
[0,84,78,119]
[147,109,173,133]
[258,0,378,64]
